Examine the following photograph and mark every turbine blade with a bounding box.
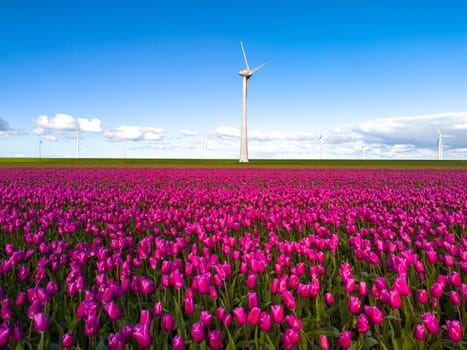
[240,41,249,70]
[250,63,266,75]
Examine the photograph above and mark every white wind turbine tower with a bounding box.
[318,132,326,159]
[76,128,80,159]
[39,139,43,158]
[435,127,453,160]
[238,42,265,163]
[361,141,367,160]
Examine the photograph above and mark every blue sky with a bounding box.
[1,0,466,159]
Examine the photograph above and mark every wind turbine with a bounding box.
[238,42,265,163]
[39,139,43,158]
[318,132,326,159]
[435,127,453,160]
[76,128,80,159]
[361,141,367,160]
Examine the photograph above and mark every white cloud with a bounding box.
[0,118,22,138]
[179,129,199,136]
[354,112,467,149]
[212,126,240,139]
[103,125,165,141]
[35,114,102,133]
[36,114,77,131]
[44,135,57,142]
[78,118,102,132]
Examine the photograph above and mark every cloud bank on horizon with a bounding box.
[1,111,466,159]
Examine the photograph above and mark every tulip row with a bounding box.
[0,167,465,349]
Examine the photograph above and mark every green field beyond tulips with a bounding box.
[0,158,466,168]
[0,165,465,349]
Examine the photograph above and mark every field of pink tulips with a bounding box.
[0,167,465,350]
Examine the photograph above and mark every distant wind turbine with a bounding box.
[238,42,265,163]
[435,127,453,160]
[76,128,80,159]
[361,141,367,160]
[318,132,326,159]
[39,139,43,158]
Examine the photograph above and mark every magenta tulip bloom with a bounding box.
[139,309,152,326]
[200,310,212,327]
[120,325,133,344]
[173,335,186,350]
[282,290,296,309]
[430,282,443,298]
[338,331,352,349]
[358,281,367,296]
[184,298,195,316]
[233,307,247,326]
[325,292,334,305]
[153,302,163,318]
[422,313,440,335]
[208,330,223,350]
[62,332,74,348]
[216,306,226,321]
[414,324,426,341]
[108,333,125,350]
[446,320,462,343]
[356,314,369,333]
[33,312,50,333]
[417,289,429,304]
[104,301,122,321]
[364,306,384,325]
[259,312,272,332]
[389,290,402,309]
[246,274,257,289]
[320,335,330,350]
[191,322,205,343]
[348,296,361,314]
[270,304,284,324]
[84,315,99,337]
[248,292,258,309]
[392,277,411,296]
[449,291,461,305]
[285,315,302,330]
[132,324,152,349]
[0,324,11,347]
[162,313,175,332]
[247,307,261,325]
[170,270,184,289]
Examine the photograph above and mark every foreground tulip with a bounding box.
[247,307,261,325]
[0,324,11,347]
[414,324,426,341]
[320,335,330,350]
[338,330,352,349]
[104,301,122,321]
[446,320,462,343]
[282,290,296,309]
[233,307,247,326]
[356,314,369,333]
[162,313,175,332]
[417,289,429,304]
[422,313,440,335]
[208,330,223,350]
[173,335,186,350]
[33,312,50,332]
[84,315,99,337]
[133,324,152,349]
[325,292,334,305]
[108,333,124,350]
[191,322,205,343]
[62,332,74,348]
[348,296,361,314]
[259,312,272,332]
[271,304,284,324]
